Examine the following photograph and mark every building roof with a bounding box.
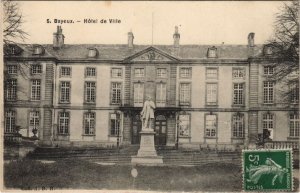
[5,43,264,61]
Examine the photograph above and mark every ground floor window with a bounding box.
[232,113,244,138]
[58,112,70,134]
[5,111,16,133]
[290,113,299,137]
[263,113,274,140]
[29,111,39,137]
[110,113,120,136]
[84,112,95,135]
[178,114,190,137]
[205,114,217,137]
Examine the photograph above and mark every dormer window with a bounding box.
[87,48,98,58]
[11,47,16,54]
[207,46,217,58]
[32,45,45,55]
[264,45,273,56]
[4,44,23,56]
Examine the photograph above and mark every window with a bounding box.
[6,79,17,101]
[232,113,244,138]
[5,111,16,133]
[264,66,274,76]
[232,68,245,79]
[180,68,191,78]
[178,114,190,137]
[263,81,274,104]
[179,83,191,106]
[85,67,96,77]
[290,113,299,137]
[157,68,167,78]
[233,83,245,105]
[206,83,218,106]
[7,65,17,74]
[133,83,144,107]
[60,81,70,103]
[31,64,42,74]
[156,83,166,107]
[207,47,217,58]
[110,113,120,136]
[134,68,145,77]
[263,113,274,139]
[111,82,122,104]
[31,80,41,101]
[111,68,122,78]
[60,67,71,77]
[206,68,218,80]
[84,112,95,135]
[29,111,39,137]
[205,114,217,137]
[264,46,273,55]
[84,82,96,103]
[58,112,70,134]
[10,46,16,55]
[290,82,299,104]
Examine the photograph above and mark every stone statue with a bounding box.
[140,96,155,130]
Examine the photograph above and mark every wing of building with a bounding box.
[3,26,299,149]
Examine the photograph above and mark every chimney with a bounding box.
[53,26,65,49]
[128,31,134,48]
[173,26,180,48]
[248,32,255,47]
[247,32,255,58]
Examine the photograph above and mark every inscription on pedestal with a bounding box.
[143,136,151,145]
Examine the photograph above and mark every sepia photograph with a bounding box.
[1,1,299,192]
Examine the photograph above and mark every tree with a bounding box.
[3,0,30,81]
[3,0,28,45]
[268,1,299,104]
[3,0,30,138]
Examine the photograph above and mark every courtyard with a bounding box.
[3,158,299,192]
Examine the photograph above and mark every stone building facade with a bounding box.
[3,26,299,149]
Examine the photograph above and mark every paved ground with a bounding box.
[3,159,299,192]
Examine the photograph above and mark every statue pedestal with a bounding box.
[131,129,163,165]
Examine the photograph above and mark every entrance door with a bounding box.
[132,114,141,144]
[155,115,167,145]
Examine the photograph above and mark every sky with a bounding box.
[18,1,285,45]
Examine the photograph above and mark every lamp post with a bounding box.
[116,111,120,151]
[176,114,179,150]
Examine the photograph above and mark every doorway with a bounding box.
[132,114,141,144]
[155,115,167,145]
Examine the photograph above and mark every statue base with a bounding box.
[131,129,163,165]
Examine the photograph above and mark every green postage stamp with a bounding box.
[242,149,293,191]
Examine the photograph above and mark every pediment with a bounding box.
[124,47,179,62]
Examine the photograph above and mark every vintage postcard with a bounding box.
[1,0,299,192]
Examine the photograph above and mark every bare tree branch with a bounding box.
[267,0,299,106]
[3,0,28,45]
